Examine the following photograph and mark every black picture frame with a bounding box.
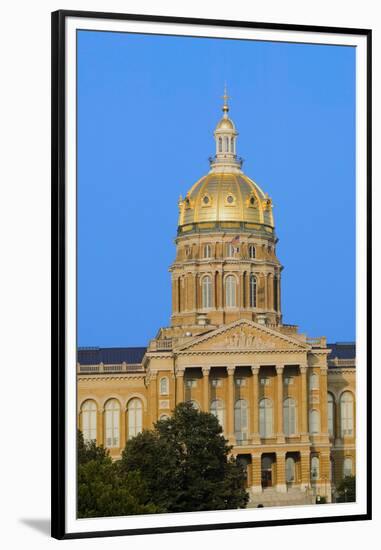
[51,9,372,540]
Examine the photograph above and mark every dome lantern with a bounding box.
[210,85,242,173]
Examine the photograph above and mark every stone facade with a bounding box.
[77,92,355,505]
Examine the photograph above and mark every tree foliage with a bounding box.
[77,431,161,518]
[120,402,249,512]
[335,475,356,503]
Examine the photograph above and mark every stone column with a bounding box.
[202,366,211,412]
[268,274,274,311]
[320,452,332,501]
[149,372,158,427]
[264,273,268,309]
[96,407,104,447]
[251,453,262,494]
[120,406,127,450]
[319,365,329,440]
[276,451,287,493]
[226,366,235,441]
[300,364,309,442]
[300,451,311,491]
[193,273,198,311]
[176,367,185,404]
[251,365,260,444]
[276,365,285,443]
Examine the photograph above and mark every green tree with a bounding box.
[77,431,161,518]
[335,475,356,503]
[120,402,249,512]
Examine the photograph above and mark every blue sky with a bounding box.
[77,30,355,347]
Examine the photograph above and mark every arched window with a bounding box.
[309,373,319,390]
[210,399,225,429]
[159,414,170,421]
[343,457,353,477]
[225,275,236,307]
[259,398,273,438]
[203,244,211,258]
[340,392,354,437]
[286,456,296,483]
[218,137,222,152]
[311,456,320,480]
[202,275,212,308]
[160,377,169,395]
[249,274,257,308]
[224,136,229,152]
[127,398,143,439]
[328,393,335,437]
[309,409,320,434]
[226,243,234,257]
[188,400,200,411]
[234,399,248,443]
[105,399,120,448]
[283,398,297,436]
[81,400,97,442]
[230,137,234,153]
[249,245,256,259]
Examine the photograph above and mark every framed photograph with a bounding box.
[51,9,371,540]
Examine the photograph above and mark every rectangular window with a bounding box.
[235,378,246,386]
[185,379,197,388]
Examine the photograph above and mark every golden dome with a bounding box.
[178,172,274,230]
[215,116,235,131]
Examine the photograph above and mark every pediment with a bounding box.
[176,319,309,353]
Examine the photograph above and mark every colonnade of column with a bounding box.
[173,363,312,445]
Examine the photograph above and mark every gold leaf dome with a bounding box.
[177,88,274,234]
[178,172,274,229]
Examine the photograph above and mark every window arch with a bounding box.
[234,399,248,443]
[187,400,200,411]
[328,393,335,437]
[210,399,225,429]
[159,414,170,421]
[286,456,296,483]
[309,409,320,434]
[105,399,120,448]
[259,398,273,438]
[309,372,319,390]
[127,398,143,439]
[340,391,354,437]
[311,456,320,480]
[203,244,211,258]
[202,275,212,308]
[249,245,256,259]
[343,457,353,477]
[160,377,169,395]
[249,274,257,308]
[225,275,237,307]
[283,398,297,436]
[81,400,97,442]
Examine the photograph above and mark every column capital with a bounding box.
[299,364,308,374]
[202,366,211,375]
[276,450,286,458]
[175,367,185,377]
[251,365,260,375]
[227,366,236,376]
[251,452,261,460]
[275,365,284,374]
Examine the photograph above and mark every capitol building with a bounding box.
[77,92,356,506]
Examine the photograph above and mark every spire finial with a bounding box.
[222,83,230,114]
